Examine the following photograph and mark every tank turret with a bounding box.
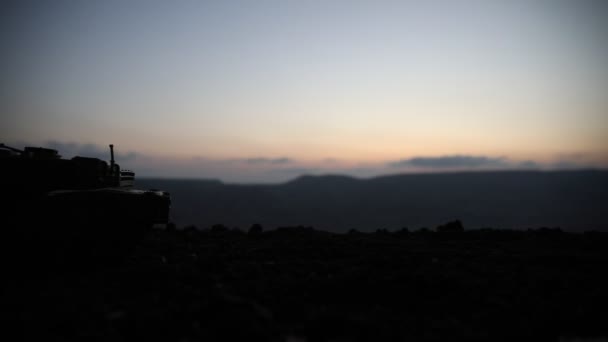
[1,143,171,266]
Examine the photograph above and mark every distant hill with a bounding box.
[137,170,608,232]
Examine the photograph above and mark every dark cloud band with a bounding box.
[389,155,507,168]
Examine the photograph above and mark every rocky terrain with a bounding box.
[4,225,608,341]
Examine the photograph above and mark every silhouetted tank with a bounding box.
[1,143,170,264]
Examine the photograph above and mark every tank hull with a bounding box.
[1,143,171,268]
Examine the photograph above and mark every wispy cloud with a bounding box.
[550,160,594,169]
[272,167,321,174]
[389,155,508,169]
[518,160,540,169]
[241,157,293,165]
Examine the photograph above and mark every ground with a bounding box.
[4,227,608,341]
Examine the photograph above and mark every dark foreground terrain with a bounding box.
[4,226,608,341]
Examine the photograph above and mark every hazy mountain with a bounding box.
[137,170,608,232]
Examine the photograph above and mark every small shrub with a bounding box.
[436,220,464,233]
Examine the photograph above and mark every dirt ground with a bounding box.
[4,227,608,341]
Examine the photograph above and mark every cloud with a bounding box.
[272,167,321,174]
[242,157,293,165]
[550,160,591,169]
[389,155,508,169]
[44,141,138,162]
[518,160,540,169]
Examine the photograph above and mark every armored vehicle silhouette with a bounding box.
[1,143,170,264]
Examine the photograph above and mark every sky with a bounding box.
[1,0,607,183]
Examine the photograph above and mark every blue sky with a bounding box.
[2,0,607,182]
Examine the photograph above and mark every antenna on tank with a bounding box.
[109,144,115,171]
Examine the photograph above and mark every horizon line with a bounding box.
[137,167,608,185]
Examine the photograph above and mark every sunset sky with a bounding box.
[2,0,607,182]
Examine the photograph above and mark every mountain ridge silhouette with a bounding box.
[137,170,608,232]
